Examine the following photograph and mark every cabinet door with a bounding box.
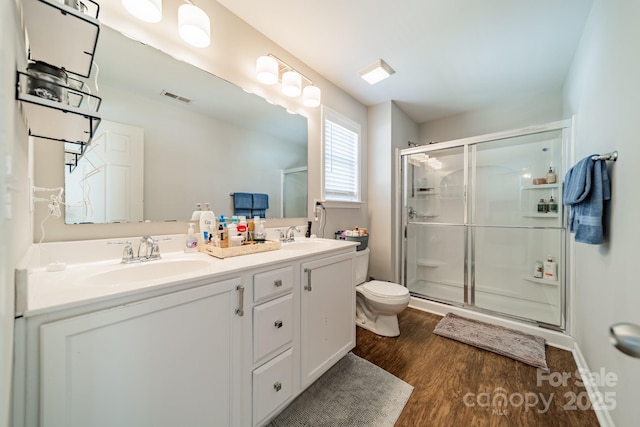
[300,252,355,387]
[40,278,243,427]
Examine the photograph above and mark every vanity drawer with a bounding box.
[253,266,294,303]
[254,293,293,362]
[253,348,293,425]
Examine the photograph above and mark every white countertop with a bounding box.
[17,236,358,317]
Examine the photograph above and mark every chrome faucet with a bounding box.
[109,236,162,263]
[283,226,300,243]
[137,235,161,260]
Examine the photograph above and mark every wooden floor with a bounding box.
[352,308,600,427]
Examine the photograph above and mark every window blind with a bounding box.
[323,110,360,201]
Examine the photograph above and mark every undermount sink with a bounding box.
[75,258,212,287]
[281,239,334,251]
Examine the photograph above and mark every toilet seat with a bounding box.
[361,280,409,300]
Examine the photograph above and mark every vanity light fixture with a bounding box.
[359,58,395,85]
[178,2,211,48]
[256,56,279,84]
[122,0,162,23]
[255,53,321,107]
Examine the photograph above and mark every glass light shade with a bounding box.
[256,56,278,84]
[178,4,211,48]
[282,71,302,97]
[302,85,321,107]
[121,0,162,23]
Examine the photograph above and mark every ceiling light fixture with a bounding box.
[121,0,162,23]
[359,58,395,85]
[255,53,321,107]
[178,2,210,48]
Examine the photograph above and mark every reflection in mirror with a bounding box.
[64,26,308,224]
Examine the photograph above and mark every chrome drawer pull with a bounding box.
[274,381,282,392]
[304,268,312,291]
[235,285,245,316]
[274,320,283,329]
[274,279,283,287]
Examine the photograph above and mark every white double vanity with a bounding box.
[13,236,358,427]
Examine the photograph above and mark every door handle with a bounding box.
[304,268,312,291]
[274,320,283,328]
[235,285,244,316]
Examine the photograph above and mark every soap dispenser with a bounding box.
[185,223,198,252]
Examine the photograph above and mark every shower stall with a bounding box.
[400,120,571,329]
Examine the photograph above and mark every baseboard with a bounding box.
[409,297,575,350]
[572,343,615,427]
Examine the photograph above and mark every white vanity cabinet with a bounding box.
[300,252,355,388]
[251,265,295,425]
[36,278,244,427]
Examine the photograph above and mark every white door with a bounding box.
[65,120,143,223]
[300,252,355,387]
[39,279,243,427]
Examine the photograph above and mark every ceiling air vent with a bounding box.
[160,90,192,104]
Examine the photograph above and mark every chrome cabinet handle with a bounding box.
[304,268,312,291]
[274,279,282,287]
[274,381,282,392]
[235,285,245,316]
[274,320,283,329]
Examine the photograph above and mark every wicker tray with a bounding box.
[198,240,282,259]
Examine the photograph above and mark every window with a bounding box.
[322,108,361,202]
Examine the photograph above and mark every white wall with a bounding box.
[30,0,368,242]
[0,1,31,425]
[419,89,564,143]
[563,1,640,425]
[367,102,419,282]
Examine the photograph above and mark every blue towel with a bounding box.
[252,193,269,210]
[563,155,611,244]
[233,192,253,216]
[253,209,266,218]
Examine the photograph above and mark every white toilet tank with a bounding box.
[355,248,370,284]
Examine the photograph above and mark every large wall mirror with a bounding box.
[64,25,308,224]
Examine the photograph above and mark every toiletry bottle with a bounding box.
[543,256,558,281]
[228,222,238,240]
[533,261,543,278]
[199,204,215,244]
[549,196,558,213]
[305,221,312,238]
[185,223,198,253]
[190,203,202,221]
[238,216,248,241]
[537,198,546,213]
[546,166,557,184]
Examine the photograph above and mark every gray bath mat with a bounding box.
[433,312,548,371]
[269,352,413,426]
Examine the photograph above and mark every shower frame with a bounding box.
[399,119,573,331]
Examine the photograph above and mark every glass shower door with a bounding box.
[403,146,467,305]
[470,130,564,326]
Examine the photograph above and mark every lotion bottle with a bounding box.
[199,203,216,244]
[543,255,558,281]
[185,223,198,253]
[546,166,557,184]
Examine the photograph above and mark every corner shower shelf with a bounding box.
[522,275,559,286]
[416,259,445,268]
[521,183,560,190]
[522,213,559,218]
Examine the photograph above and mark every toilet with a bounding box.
[355,248,410,337]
